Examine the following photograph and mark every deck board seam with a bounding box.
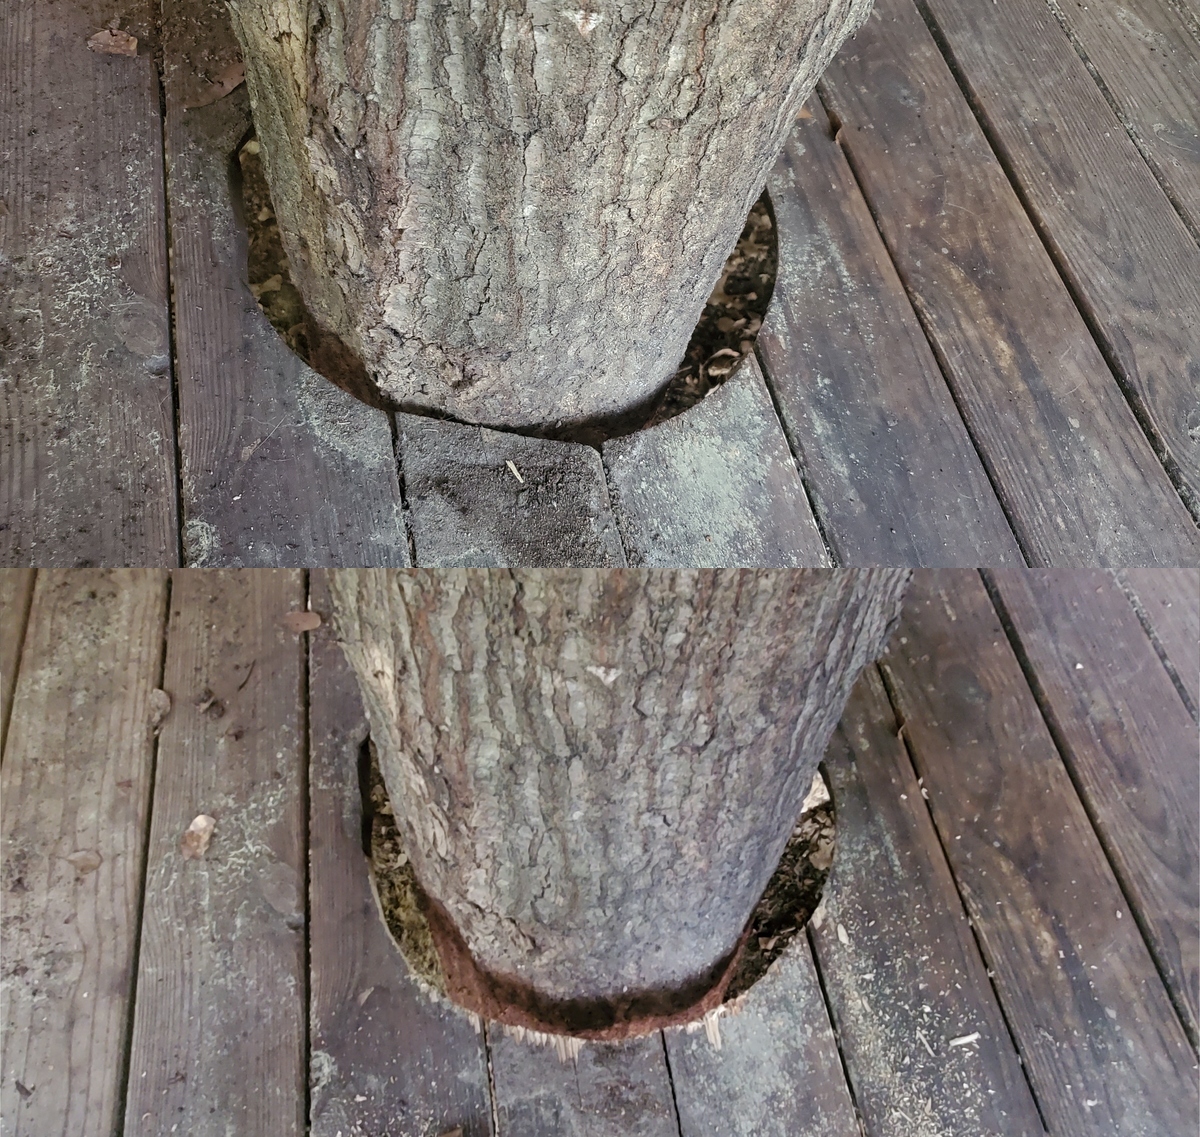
[657,1029,686,1137]
[979,569,1200,1056]
[1114,571,1200,721]
[389,413,420,567]
[0,570,37,763]
[908,0,1200,527]
[483,1022,503,1137]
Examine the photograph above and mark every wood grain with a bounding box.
[989,569,1198,1045]
[761,101,1023,566]
[881,571,1198,1137]
[1037,0,1200,235]
[162,0,409,567]
[819,0,1200,565]
[662,943,859,1137]
[0,0,178,566]
[810,668,1046,1136]
[123,569,307,1136]
[307,571,494,1137]
[489,1029,679,1137]
[0,568,36,757]
[915,0,1200,516]
[0,570,168,1136]
[1118,567,1199,716]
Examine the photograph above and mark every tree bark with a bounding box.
[228,0,871,433]
[330,569,908,1036]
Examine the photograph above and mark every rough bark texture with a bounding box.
[330,569,908,1035]
[228,0,872,432]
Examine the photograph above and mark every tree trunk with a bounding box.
[330,568,908,1037]
[228,0,871,434]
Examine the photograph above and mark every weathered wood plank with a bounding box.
[810,668,1046,1136]
[988,569,1198,1045]
[123,569,307,1136]
[400,417,626,567]
[880,571,1198,1137]
[603,355,830,566]
[489,1028,678,1137]
[1117,567,1199,716]
[1,570,168,1136]
[662,943,859,1137]
[761,102,1023,566]
[0,568,36,756]
[0,1,178,566]
[819,0,1200,565]
[915,0,1200,516]
[1035,0,1200,234]
[307,571,494,1136]
[163,0,409,567]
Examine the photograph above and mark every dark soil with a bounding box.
[362,740,833,1016]
[236,134,778,434]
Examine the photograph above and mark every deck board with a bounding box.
[880,571,1198,1137]
[0,568,36,756]
[810,668,1046,1137]
[307,571,495,1137]
[989,569,1199,1045]
[0,570,168,1137]
[0,2,178,566]
[760,101,1023,567]
[915,0,1200,516]
[123,569,308,1136]
[818,0,1200,565]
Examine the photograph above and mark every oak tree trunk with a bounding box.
[331,569,908,1036]
[228,0,871,433]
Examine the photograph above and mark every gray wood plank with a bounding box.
[662,943,859,1137]
[880,571,1198,1137]
[1117,567,1199,716]
[307,571,494,1137]
[810,668,1046,1136]
[163,0,409,567]
[916,0,1200,516]
[0,2,178,566]
[761,102,1023,566]
[819,0,1200,565]
[489,1027,678,1137]
[0,568,35,757]
[603,355,831,566]
[989,569,1198,1045]
[401,416,626,567]
[1,570,168,1136]
[123,569,307,1136]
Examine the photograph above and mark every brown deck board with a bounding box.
[988,569,1199,1045]
[0,568,36,756]
[1037,0,1200,235]
[1118,567,1200,716]
[915,0,1200,516]
[162,0,409,567]
[489,1028,679,1137]
[819,0,1200,565]
[760,102,1023,566]
[123,569,307,1136]
[0,2,178,566]
[0,570,168,1136]
[880,571,1199,1137]
[307,571,494,1136]
[662,944,859,1137]
[810,668,1046,1137]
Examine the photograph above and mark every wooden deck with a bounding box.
[2,567,1196,1135]
[2,0,1198,568]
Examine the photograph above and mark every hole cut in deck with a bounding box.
[234,133,778,443]
[358,738,835,1042]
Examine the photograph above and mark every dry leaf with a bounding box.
[180,814,216,859]
[148,688,172,734]
[87,28,138,56]
[281,610,322,633]
[185,60,246,108]
[66,850,103,874]
[797,105,814,120]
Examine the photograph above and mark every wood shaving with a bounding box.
[87,28,138,56]
[180,814,216,860]
[281,610,322,633]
